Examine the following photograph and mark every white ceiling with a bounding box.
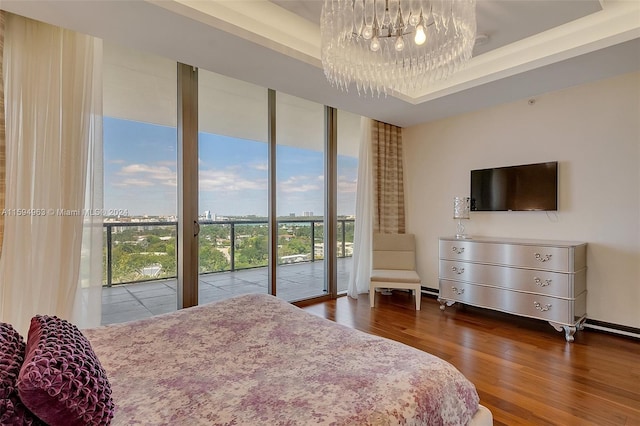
[270,0,604,56]
[2,0,640,127]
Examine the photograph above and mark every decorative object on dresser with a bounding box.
[453,196,471,239]
[438,236,587,342]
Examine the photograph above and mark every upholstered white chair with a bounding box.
[370,233,422,310]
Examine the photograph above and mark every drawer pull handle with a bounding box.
[534,277,552,287]
[451,286,465,295]
[534,302,551,312]
[452,247,465,254]
[535,253,552,262]
[451,266,465,274]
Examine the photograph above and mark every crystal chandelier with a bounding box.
[321,0,477,96]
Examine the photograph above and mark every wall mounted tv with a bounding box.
[470,161,558,211]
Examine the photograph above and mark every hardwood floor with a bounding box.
[301,292,640,426]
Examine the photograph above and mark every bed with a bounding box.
[78,293,492,425]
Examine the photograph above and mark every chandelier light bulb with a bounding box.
[414,25,426,45]
[362,25,373,40]
[370,36,381,52]
[394,35,405,52]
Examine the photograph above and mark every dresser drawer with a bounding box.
[439,260,576,298]
[439,280,583,325]
[439,240,575,272]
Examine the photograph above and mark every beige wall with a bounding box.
[404,71,640,328]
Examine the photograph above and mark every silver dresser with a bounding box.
[438,236,587,342]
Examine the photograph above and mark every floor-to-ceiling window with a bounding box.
[101,42,178,323]
[101,44,359,323]
[197,69,269,303]
[276,93,326,301]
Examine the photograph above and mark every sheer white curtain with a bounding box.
[347,117,373,298]
[0,13,103,335]
[0,11,5,259]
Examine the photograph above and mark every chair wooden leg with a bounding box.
[415,288,421,310]
[370,287,375,308]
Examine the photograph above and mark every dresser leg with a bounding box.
[549,321,563,333]
[548,321,580,342]
[438,298,455,311]
[563,326,577,342]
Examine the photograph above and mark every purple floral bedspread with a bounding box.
[84,294,479,425]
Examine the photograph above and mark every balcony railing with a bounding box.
[103,218,355,287]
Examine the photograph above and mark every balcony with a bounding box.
[102,219,354,325]
[101,258,352,325]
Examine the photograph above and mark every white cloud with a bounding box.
[338,175,357,193]
[112,163,176,189]
[199,169,266,192]
[252,162,268,171]
[113,178,155,187]
[112,162,340,198]
[278,176,322,193]
[119,163,175,182]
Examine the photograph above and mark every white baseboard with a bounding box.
[421,286,640,340]
[584,323,640,340]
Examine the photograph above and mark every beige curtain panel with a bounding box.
[371,120,405,234]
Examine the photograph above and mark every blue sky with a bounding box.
[104,117,358,217]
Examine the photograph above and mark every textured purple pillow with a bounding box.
[17,315,114,426]
[0,322,44,425]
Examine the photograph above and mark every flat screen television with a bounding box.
[470,161,558,211]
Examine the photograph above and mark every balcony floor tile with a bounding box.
[102,259,349,325]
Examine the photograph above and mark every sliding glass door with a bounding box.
[197,69,269,303]
[101,41,178,323]
[276,93,327,301]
